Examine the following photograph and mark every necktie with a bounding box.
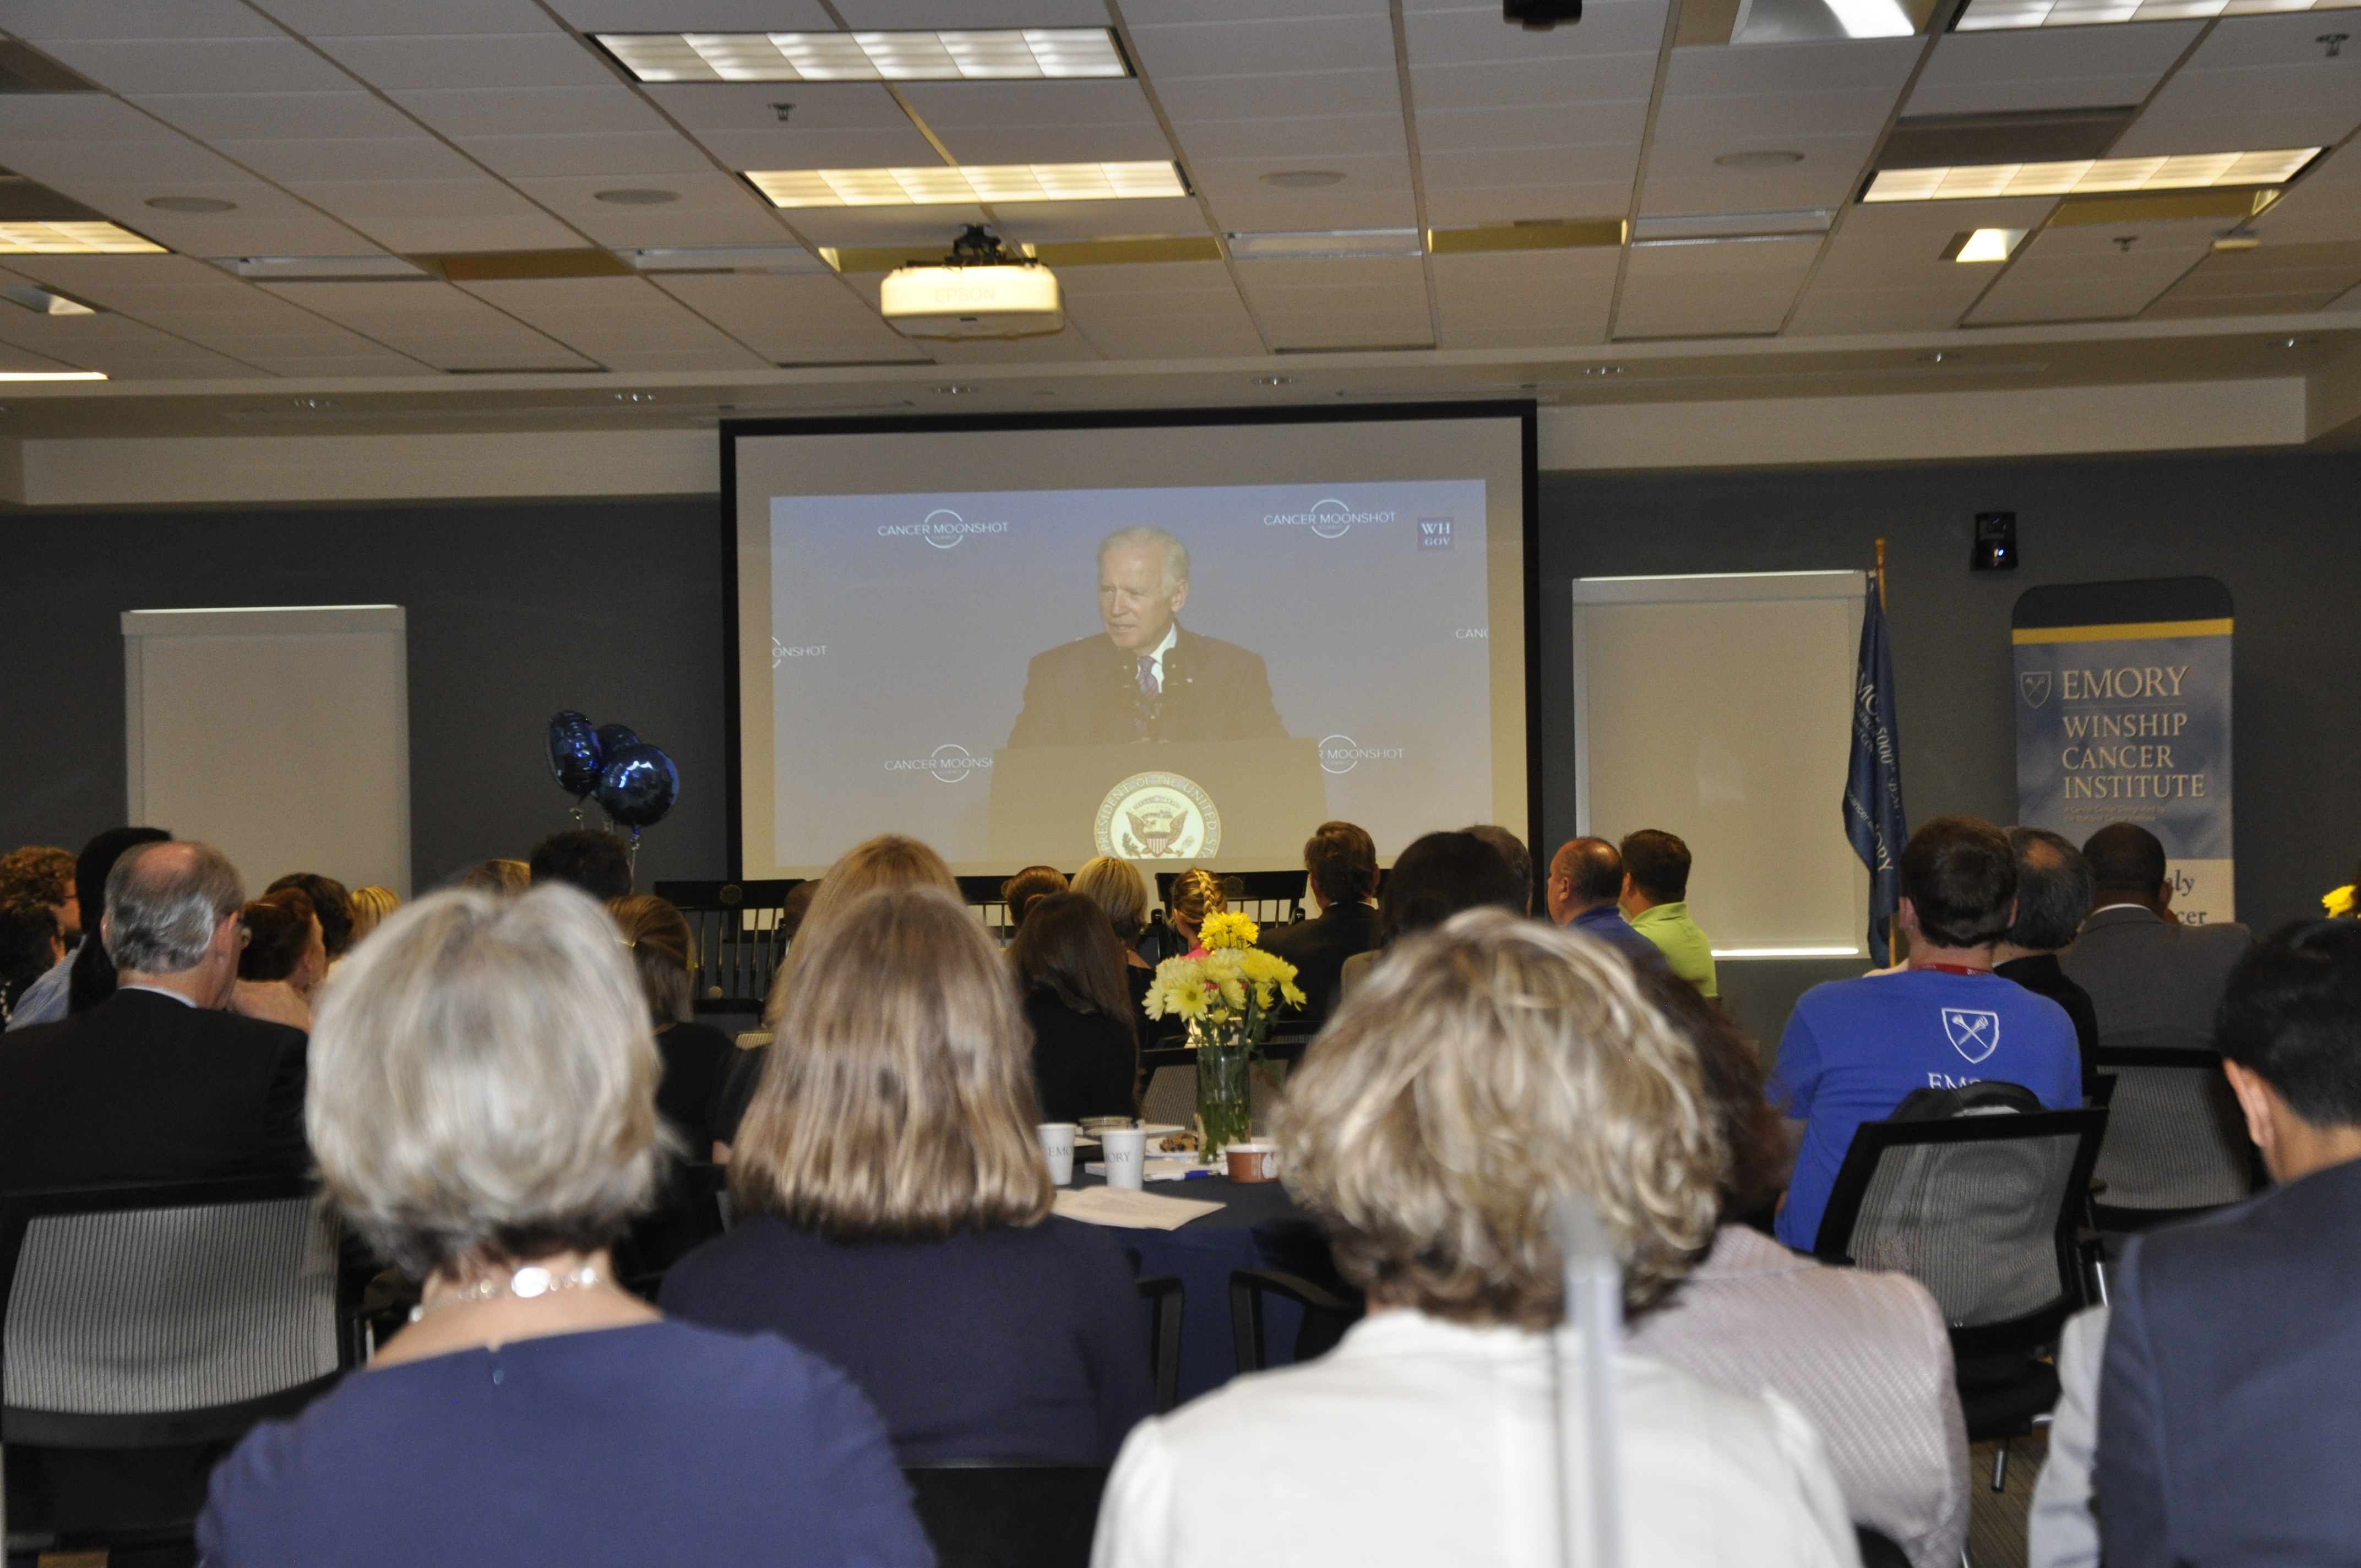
[1137,655,1161,696]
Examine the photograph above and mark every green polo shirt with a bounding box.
[1629,901,1717,998]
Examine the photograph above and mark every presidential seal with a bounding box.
[1094,771,1222,861]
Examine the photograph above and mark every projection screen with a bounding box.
[727,405,1537,880]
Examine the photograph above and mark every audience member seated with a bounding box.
[777,875,819,943]
[1460,823,1533,916]
[611,894,737,1157]
[1261,821,1379,1030]
[1000,863,1069,930]
[240,886,330,1019]
[1165,865,1224,956]
[2059,821,2251,1053]
[458,857,530,896]
[2027,1304,2108,1568]
[1546,836,1669,973]
[0,899,62,1023]
[1009,891,1140,1122]
[266,871,353,963]
[1072,854,1156,1027]
[663,884,1153,1464]
[1628,970,1968,1568]
[0,843,78,949]
[1620,827,1720,998]
[1772,816,2081,1251]
[341,884,400,954]
[1993,827,2101,1077]
[2093,919,2361,1566]
[7,826,169,1031]
[1093,909,1857,1568]
[197,885,929,1567]
[0,841,309,1190]
[530,829,634,901]
[1336,829,1521,1002]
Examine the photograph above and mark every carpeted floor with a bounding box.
[1965,1433,2047,1568]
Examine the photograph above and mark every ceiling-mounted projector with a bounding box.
[879,226,1064,340]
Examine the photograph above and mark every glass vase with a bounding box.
[1192,1020,1254,1163]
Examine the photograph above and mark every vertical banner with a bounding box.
[2012,576,2234,923]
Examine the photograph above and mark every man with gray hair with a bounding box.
[0,841,309,1191]
[1007,523,1287,746]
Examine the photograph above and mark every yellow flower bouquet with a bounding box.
[1142,910,1304,1158]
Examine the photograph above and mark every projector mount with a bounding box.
[937,224,1036,270]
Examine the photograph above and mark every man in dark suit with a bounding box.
[1007,525,1287,747]
[2097,919,2361,1565]
[2058,821,2250,1051]
[0,840,309,1191]
[1993,826,2101,1077]
[1261,822,1379,1030]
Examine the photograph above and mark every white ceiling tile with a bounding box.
[507,173,789,247]
[645,271,927,362]
[1197,184,1421,231]
[683,127,946,169]
[1174,113,1408,164]
[1784,288,1973,334]
[213,136,481,183]
[1410,56,1658,114]
[769,204,993,247]
[253,278,597,367]
[1664,37,1922,97]
[1615,234,1819,336]
[927,121,1179,165]
[1424,179,1639,225]
[641,82,910,132]
[1405,0,1669,63]
[275,177,558,221]
[1415,100,1650,153]
[386,85,669,138]
[1424,148,1643,194]
[899,79,1160,129]
[453,275,770,367]
[984,198,1208,243]
[33,37,358,94]
[1965,220,2215,324]
[1054,259,1236,296]
[2,136,248,185]
[128,90,424,141]
[1432,246,1615,347]
[539,0,834,27]
[315,34,620,91]
[831,0,1113,23]
[0,0,278,40]
[926,332,1103,362]
[2108,66,2359,156]
[1073,319,1268,359]
[1128,15,1398,78]
[2172,10,2361,69]
[1905,24,2200,117]
[451,132,718,179]
[237,351,426,373]
[1154,70,1402,123]
[251,0,563,36]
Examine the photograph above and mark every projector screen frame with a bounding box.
[719,399,1542,883]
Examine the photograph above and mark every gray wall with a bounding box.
[2,498,729,893]
[1537,447,2361,1051]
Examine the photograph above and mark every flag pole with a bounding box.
[1874,537,1901,963]
[1874,537,1887,611]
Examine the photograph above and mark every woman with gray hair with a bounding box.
[196,885,930,1566]
[1091,908,1859,1568]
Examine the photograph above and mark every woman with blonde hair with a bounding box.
[343,885,400,946]
[663,884,1152,1463]
[1073,854,1155,1023]
[1164,867,1224,956]
[611,894,736,1157]
[198,885,929,1565]
[1092,908,1857,1568]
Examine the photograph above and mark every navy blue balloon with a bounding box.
[595,722,640,760]
[545,710,603,799]
[596,743,679,830]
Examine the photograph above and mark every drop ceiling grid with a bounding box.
[1430,248,1619,347]
[2107,13,2361,156]
[252,279,603,369]
[1966,219,2223,324]
[1901,23,2205,116]
[644,272,934,364]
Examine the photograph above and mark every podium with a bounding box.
[988,738,1328,868]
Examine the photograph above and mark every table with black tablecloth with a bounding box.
[1069,1172,1342,1404]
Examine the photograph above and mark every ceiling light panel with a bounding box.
[599,30,1128,83]
[746,162,1184,206]
[1956,0,2360,28]
[1865,148,2321,200]
[0,221,165,254]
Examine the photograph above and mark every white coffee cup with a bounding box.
[1102,1127,1147,1191]
[1037,1123,1077,1185]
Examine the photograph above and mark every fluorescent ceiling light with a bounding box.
[0,221,162,255]
[747,162,1185,207]
[0,369,106,380]
[599,29,1128,82]
[1821,0,1917,35]
[1632,210,1833,242]
[1950,227,2026,262]
[1227,228,1423,259]
[1865,149,2321,202]
[1957,0,2360,28]
[213,255,428,280]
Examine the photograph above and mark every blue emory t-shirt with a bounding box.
[1771,967,2082,1252]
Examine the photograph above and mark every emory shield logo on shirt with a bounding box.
[1942,1008,2001,1064]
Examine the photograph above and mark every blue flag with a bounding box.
[1844,579,1908,965]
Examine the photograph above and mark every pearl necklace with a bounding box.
[409,1262,608,1321]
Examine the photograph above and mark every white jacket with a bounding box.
[1092,1308,1862,1568]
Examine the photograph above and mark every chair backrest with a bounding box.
[1813,1107,2107,1347]
[1139,1057,1289,1134]
[2091,1047,2256,1212]
[1230,1267,1364,1375]
[899,1462,1108,1568]
[0,1175,345,1447]
[1152,870,1306,930]
[650,880,803,1019]
[1134,1275,1183,1414]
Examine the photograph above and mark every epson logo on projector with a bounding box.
[1263,498,1399,540]
[931,282,1003,304]
[876,509,1009,549]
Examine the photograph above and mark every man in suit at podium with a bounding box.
[1008,525,1287,747]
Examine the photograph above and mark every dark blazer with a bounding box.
[1261,901,1378,1030]
[2097,1156,2361,1565]
[0,988,309,1191]
[1022,987,1138,1123]
[1994,952,2101,1078]
[2058,906,2251,1053]
[1006,625,1288,747]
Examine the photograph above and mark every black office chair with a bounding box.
[1813,1104,2108,1493]
[0,1175,358,1556]
[613,1161,732,1300]
[1228,1268,1364,1375]
[898,1462,1108,1568]
[2088,1046,2257,1232]
[1135,1275,1184,1414]
[1854,1525,1912,1568]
